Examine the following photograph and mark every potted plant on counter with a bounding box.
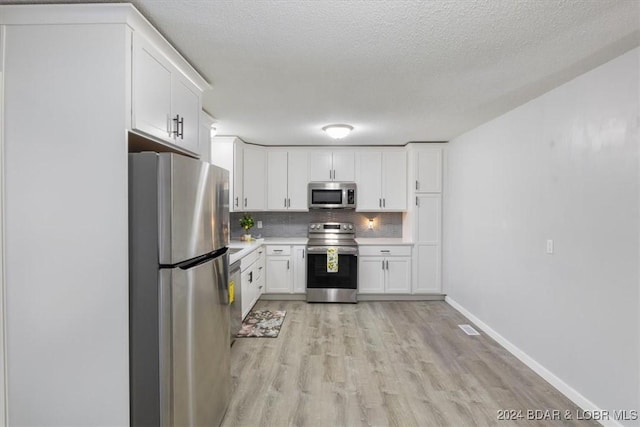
[239,213,255,241]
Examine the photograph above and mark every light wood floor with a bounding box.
[222,301,598,427]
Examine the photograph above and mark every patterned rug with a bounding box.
[236,310,287,338]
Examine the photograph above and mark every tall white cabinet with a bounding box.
[406,144,444,294]
[0,4,209,426]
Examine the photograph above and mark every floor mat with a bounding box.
[236,310,286,338]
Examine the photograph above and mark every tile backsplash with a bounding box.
[231,211,402,239]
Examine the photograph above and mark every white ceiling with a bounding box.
[4,0,640,145]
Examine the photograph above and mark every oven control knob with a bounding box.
[342,224,347,230]
[310,224,316,229]
[348,224,353,230]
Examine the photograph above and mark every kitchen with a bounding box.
[0,1,638,427]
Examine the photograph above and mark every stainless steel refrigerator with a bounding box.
[129,152,230,427]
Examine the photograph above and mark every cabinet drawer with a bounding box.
[358,245,412,257]
[266,245,291,256]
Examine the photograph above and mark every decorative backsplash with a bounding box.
[230,211,403,239]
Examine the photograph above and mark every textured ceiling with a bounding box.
[4,0,640,145]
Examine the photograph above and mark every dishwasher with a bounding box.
[229,259,242,345]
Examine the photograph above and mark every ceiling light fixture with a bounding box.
[322,124,353,139]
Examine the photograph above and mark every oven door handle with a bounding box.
[307,246,358,255]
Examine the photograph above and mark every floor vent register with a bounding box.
[458,324,480,336]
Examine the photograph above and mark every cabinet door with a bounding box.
[233,142,244,212]
[416,194,441,244]
[292,246,307,293]
[382,150,407,210]
[243,146,265,210]
[332,151,355,181]
[266,151,288,210]
[414,245,441,293]
[132,35,172,142]
[265,256,292,293]
[240,268,254,319]
[287,151,309,210]
[385,257,411,293]
[358,257,385,293]
[416,149,442,193]
[307,150,333,181]
[210,137,243,211]
[171,74,201,154]
[356,151,382,211]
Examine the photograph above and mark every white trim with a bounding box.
[0,24,7,426]
[0,3,210,92]
[445,296,624,427]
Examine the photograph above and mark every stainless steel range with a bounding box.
[306,222,358,303]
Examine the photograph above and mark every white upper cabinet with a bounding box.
[132,35,172,142]
[287,151,309,210]
[356,149,406,211]
[210,136,244,212]
[171,74,200,154]
[308,150,355,182]
[415,149,442,193]
[356,151,383,210]
[267,151,289,210]
[132,33,202,155]
[266,150,309,211]
[243,145,266,211]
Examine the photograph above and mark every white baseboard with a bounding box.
[445,296,624,427]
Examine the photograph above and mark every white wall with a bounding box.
[3,24,129,425]
[444,47,639,424]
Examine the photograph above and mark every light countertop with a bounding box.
[229,237,412,263]
[229,238,308,264]
[356,238,413,245]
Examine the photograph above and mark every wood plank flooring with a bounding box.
[222,301,598,427]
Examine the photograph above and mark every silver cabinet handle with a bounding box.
[302,250,305,259]
[416,180,419,190]
[166,114,172,136]
[386,260,389,269]
[234,197,239,207]
[274,249,283,253]
[380,250,390,253]
[284,198,287,208]
[287,198,290,208]
[379,198,382,208]
[381,260,385,270]
[244,198,247,207]
[383,198,386,208]
[287,260,290,269]
[416,196,419,207]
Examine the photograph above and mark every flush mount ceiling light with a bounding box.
[322,124,353,139]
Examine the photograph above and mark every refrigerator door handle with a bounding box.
[175,247,229,270]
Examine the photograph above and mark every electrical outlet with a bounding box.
[257,220,263,229]
[546,239,554,254]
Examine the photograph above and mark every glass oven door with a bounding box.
[306,252,357,290]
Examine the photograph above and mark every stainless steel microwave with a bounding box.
[308,182,356,209]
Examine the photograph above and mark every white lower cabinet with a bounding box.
[265,245,306,294]
[240,247,265,319]
[358,246,411,294]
